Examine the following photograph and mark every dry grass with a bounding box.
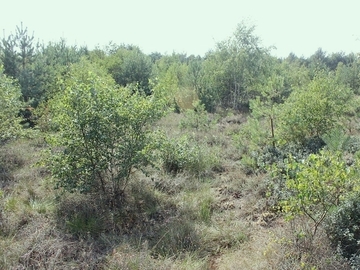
[0,112,349,269]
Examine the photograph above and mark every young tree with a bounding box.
[0,34,18,78]
[281,150,357,238]
[104,45,152,94]
[277,73,354,145]
[235,57,294,157]
[335,56,360,95]
[187,55,203,94]
[1,23,40,105]
[32,39,88,103]
[152,53,193,110]
[0,66,22,141]
[46,60,166,205]
[250,73,285,149]
[201,22,272,111]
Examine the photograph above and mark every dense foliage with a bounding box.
[326,194,360,265]
[45,61,166,203]
[277,74,354,144]
[281,151,357,236]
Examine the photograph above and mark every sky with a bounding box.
[1,0,360,58]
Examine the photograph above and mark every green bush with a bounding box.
[326,194,360,266]
[277,74,354,145]
[45,60,166,204]
[240,137,325,176]
[280,150,356,238]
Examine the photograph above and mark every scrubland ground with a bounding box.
[0,112,350,269]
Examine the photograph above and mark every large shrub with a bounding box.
[45,61,166,204]
[277,74,354,145]
[280,150,357,238]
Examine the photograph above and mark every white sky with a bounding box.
[1,0,360,58]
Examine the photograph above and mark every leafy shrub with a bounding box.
[326,194,360,266]
[265,169,289,211]
[280,150,356,238]
[240,136,325,176]
[260,144,320,210]
[45,61,166,204]
[277,74,354,145]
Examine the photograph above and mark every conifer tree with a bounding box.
[0,23,38,103]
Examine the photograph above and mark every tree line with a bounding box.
[1,22,359,115]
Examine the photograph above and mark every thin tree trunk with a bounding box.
[270,116,275,149]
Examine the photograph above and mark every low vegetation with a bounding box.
[1,21,360,269]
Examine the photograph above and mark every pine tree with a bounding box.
[0,23,38,103]
[0,33,18,78]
